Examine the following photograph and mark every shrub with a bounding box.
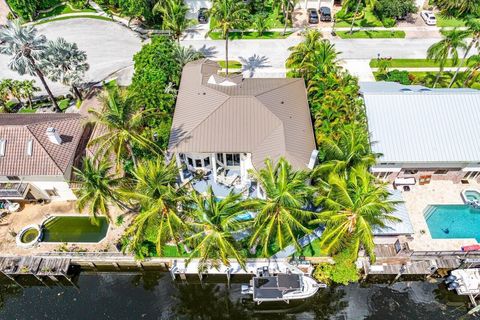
[313,250,360,286]
[382,17,396,28]
[384,70,411,85]
[374,0,416,20]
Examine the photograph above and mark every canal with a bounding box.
[0,272,474,319]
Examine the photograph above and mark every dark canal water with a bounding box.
[0,272,476,319]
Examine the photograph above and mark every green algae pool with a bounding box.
[42,216,109,243]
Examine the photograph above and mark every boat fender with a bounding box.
[445,275,457,284]
[448,282,460,290]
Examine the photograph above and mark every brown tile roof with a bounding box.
[168,59,316,169]
[0,114,86,177]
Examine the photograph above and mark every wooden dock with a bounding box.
[0,256,72,287]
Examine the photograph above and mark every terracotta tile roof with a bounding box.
[0,114,86,177]
[168,59,317,169]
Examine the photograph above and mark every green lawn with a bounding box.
[209,31,292,40]
[34,15,113,25]
[335,6,384,28]
[295,238,328,258]
[162,245,190,258]
[436,14,466,27]
[58,98,71,111]
[37,3,96,20]
[18,107,36,113]
[337,30,405,39]
[217,60,242,69]
[369,58,471,68]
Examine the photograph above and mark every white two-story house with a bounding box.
[168,59,317,197]
[0,113,89,202]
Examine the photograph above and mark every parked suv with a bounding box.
[307,8,319,24]
[198,8,209,24]
[319,7,332,22]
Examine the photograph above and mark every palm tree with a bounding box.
[122,159,190,257]
[449,18,480,87]
[186,187,248,272]
[311,166,398,262]
[41,37,89,100]
[253,13,271,36]
[173,44,205,67]
[435,0,479,16]
[87,86,162,171]
[74,158,125,221]
[208,0,248,75]
[155,0,191,42]
[427,28,469,88]
[315,124,377,177]
[286,31,338,82]
[0,20,60,111]
[19,80,40,107]
[464,54,480,86]
[1,79,23,107]
[248,158,316,257]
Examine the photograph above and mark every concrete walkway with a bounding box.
[371,67,469,72]
[341,59,375,81]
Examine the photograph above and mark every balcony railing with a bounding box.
[0,182,28,198]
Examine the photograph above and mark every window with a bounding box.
[204,157,210,166]
[26,139,33,156]
[195,159,202,167]
[404,170,418,175]
[179,153,185,161]
[226,154,233,166]
[226,154,240,166]
[6,176,20,181]
[187,157,193,166]
[45,189,59,197]
[0,139,5,157]
[434,169,448,175]
[216,153,224,165]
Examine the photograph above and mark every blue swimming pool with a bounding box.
[425,205,480,241]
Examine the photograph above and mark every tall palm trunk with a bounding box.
[72,84,83,101]
[433,67,443,88]
[26,54,60,111]
[127,142,138,169]
[349,0,362,35]
[225,30,229,76]
[282,1,288,36]
[449,37,478,88]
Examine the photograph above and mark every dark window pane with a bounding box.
[188,158,193,166]
[204,157,210,166]
[195,159,202,167]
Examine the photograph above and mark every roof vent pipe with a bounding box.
[46,127,62,145]
[308,150,319,170]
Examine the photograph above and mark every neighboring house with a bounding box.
[0,114,89,202]
[168,59,317,196]
[361,82,480,184]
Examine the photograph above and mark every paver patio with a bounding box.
[400,180,480,252]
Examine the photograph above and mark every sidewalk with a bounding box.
[371,67,468,72]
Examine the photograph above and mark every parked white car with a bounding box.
[420,11,436,25]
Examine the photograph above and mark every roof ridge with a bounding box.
[253,78,302,97]
[25,118,82,175]
[169,95,231,150]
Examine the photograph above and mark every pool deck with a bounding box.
[401,180,480,252]
[0,201,131,256]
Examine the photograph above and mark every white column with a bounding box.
[211,153,217,181]
[176,154,185,181]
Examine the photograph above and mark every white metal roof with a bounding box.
[361,82,480,163]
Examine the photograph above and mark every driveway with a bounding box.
[0,18,143,95]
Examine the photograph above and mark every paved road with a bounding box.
[0,18,143,95]
[0,19,477,94]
